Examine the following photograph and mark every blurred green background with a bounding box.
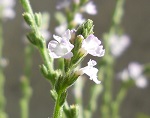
[2,0,150,118]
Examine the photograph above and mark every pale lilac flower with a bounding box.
[77,59,101,84]
[109,34,130,57]
[55,23,67,36]
[73,0,80,4]
[135,76,148,88]
[73,13,85,25]
[0,0,16,20]
[0,58,8,68]
[128,62,143,79]
[56,0,71,10]
[48,29,74,59]
[81,34,105,57]
[118,62,148,88]
[81,1,97,15]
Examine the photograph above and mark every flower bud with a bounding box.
[27,32,37,45]
[34,12,42,27]
[76,19,94,38]
[40,64,48,78]
[70,104,79,118]
[23,12,34,26]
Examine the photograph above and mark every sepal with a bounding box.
[59,91,67,106]
[34,13,42,27]
[23,12,34,26]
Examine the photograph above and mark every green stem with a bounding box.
[53,93,63,118]
[20,0,55,83]
[20,44,34,118]
[74,78,84,118]
[101,62,113,118]
[0,71,7,118]
[111,84,127,118]
[0,18,7,118]
[0,19,3,61]
[84,85,103,118]
[100,0,126,117]
[20,0,33,15]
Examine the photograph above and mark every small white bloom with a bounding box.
[73,13,85,25]
[81,1,97,15]
[73,0,80,4]
[78,59,101,84]
[109,34,130,57]
[0,0,16,20]
[56,0,71,10]
[118,62,148,88]
[0,58,9,68]
[128,62,143,79]
[48,29,74,59]
[81,34,105,57]
[135,76,148,88]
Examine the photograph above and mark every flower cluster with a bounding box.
[48,29,105,84]
[118,62,148,88]
[0,0,16,20]
[55,0,97,35]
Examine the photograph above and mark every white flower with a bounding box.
[128,62,143,79]
[81,34,105,57]
[73,0,80,4]
[73,13,85,25]
[56,0,71,10]
[109,34,130,57]
[81,1,97,15]
[0,0,16,20]
[48,29,74,59]
[0,58,9,68]
[78,59,101,84]
[135,75,148,88]
[118,62,148,88]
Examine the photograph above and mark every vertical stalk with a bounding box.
[20,44,34,118]
[100,0,125,117]
[74,78,84,118]
[111,84,127,118]
[101,61,114,118]
[53,93,63,118]
[0,18,7,118]
[84,85,103,118]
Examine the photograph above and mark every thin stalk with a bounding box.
[20,0,55,82]
[111,84,127,118]
[74,78,84,118]
[20,44,34,118]
[0,17,7,118]
[84,85,103,118]
[101,62,114,118]
[100,0,125,117]
[53,93,63,118]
